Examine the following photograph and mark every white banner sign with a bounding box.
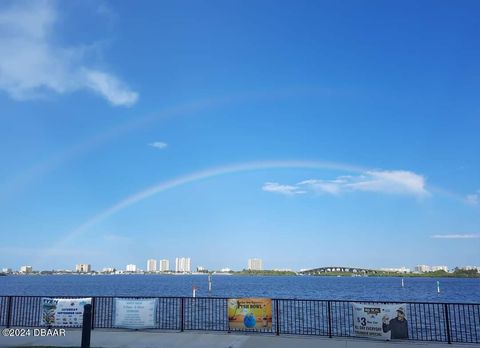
[113,298,158,329]
[352,303,409,340]
[42,298,91,327]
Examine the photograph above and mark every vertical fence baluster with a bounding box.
[429,303,434,341]
[6,296,12,328]
[462,304,467,343]
[275,299,280,336]
[466,304,472,343]
[421,303,425,341]
[18,297,23,327]
[180,297,184,332]
[474,305,479,344]
[324,301,327,336]
[438,303,442,342]
[20,297,25,326]
[444,303,452,344]
[327,301,332,338]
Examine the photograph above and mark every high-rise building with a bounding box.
[248,258,263,271]
[75,264,91,273]
[175,257,191,273]
[126,264,137,272]
[2,268,12,274]
[20,266,33,274]
[147,259,157,272]
[159,259,169,272]
[414,265,431,273]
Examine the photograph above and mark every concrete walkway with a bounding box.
[0,329,476,348]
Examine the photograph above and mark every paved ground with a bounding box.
[0,329,476,348]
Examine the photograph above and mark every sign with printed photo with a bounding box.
[41,298,92,327]
[227,298,272,330]
[352,302,409,340]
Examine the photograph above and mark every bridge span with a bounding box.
[299,266,379,275]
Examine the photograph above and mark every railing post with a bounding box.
[444,303,451,344]
[81,304,92,348]
[6,296,12,328]
[275,299,280,336]
[180,297,185,332]
[327,301,332,338]
[90,297,95,330]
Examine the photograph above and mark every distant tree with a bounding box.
[453,268,478,277]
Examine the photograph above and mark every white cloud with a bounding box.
[149,141,168,149]
[298,177,349,195]
[0,1,138,106]
[431,234,480,239]
[466,191,479,205]
[262,182,306,196]
[83,69,138,106]
[266,170,428,197]
[346,170,428,196]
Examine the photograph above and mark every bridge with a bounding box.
[299,266,379,275]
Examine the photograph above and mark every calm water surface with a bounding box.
[0,275,479,302]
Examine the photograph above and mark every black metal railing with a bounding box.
[0,296,479,344]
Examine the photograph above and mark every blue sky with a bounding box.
[0,0,479,271]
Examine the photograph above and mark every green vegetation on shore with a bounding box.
[307,269,480,278]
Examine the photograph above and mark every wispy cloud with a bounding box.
[96,2,116,19]
[431,234,480,239]
[0,1,138,106]
[264,170,428,198]
[262,182,306,196]
[149,141,168,149]
[347,170,428,196]
[298,177,350,195]
[466,191,479,205]
[83,70,138,107]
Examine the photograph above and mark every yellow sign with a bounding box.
[227,298,272,330]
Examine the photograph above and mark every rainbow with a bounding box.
[39,158,473,262]
[60,159,366,245]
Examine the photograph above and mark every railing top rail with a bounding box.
[0,294,479,305]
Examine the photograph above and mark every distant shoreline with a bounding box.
[302,271,480,278]
[1,272,479,278]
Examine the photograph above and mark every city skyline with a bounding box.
[0,1,479,270]
[3,258,479,274]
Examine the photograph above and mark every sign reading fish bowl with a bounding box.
[227,298,272,330]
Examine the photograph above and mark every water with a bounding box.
[1,275,479,302]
